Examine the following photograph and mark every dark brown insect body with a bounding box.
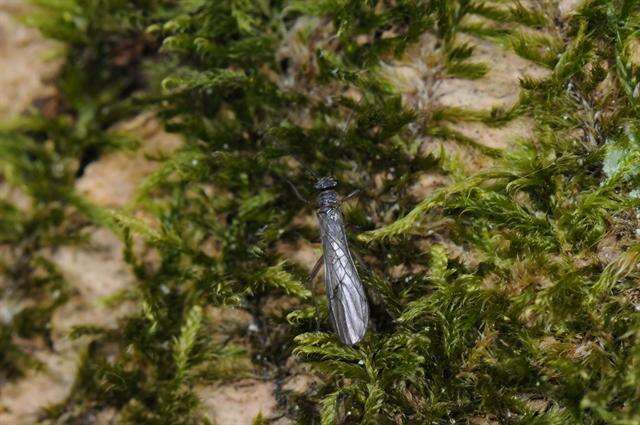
[314,177,369,345]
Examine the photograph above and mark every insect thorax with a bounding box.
[317,190,339,208]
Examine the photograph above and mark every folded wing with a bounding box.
[318,208,369,345]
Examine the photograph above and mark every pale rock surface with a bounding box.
[384,32,549,155]
[198,380,289,425]
[558,0,584,17]
[0,5,68,423]
[0,1,60,119]
[0,8,178,421]
[76,112,182,208]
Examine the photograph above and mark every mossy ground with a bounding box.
[2,0,640,424]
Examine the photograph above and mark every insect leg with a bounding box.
[307,256,324,330]
[308,256,323,284]
[341,189,361,203]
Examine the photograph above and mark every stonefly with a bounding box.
[307,176,370,346]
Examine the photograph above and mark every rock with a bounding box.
[0,2,61,119]
[76,112,182,208]
[197,379,288,425]
[558,0,584,18]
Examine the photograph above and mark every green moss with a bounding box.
[3,0,640,423]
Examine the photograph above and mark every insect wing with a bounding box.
[318,207,369,345]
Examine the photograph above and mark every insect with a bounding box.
[308,176,370,346]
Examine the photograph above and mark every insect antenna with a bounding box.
[282,175,310,204]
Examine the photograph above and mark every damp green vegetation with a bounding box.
[3,0,640,423]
